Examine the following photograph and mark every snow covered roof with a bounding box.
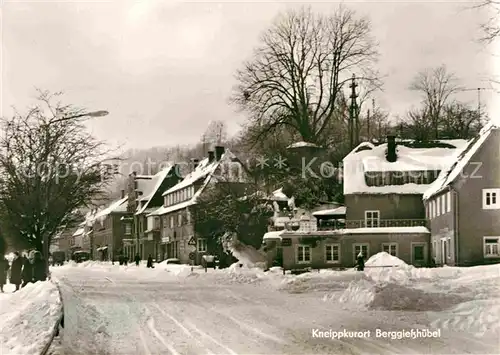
[72,228,84,237]
[263,230,285,240]
[135,165,174,215]
[92,197,128,220]
[150,149,238,216]
[270,188,289,201]
[312,206,346,216]
[423,123,498,200]
[287,141,321,149]
[343,139,468,195]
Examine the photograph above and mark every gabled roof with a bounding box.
[150,149,239,216]
[343,139,468,195]
[423,122,498,200]
[135,165,175,215]
[72,228,84,237]
[93,197,128,221]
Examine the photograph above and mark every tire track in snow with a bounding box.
[146,316,180,355]
[153,303,216,355]
[105,276,175,355]
[182,319,239,355]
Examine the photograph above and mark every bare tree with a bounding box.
[231,5,380,146]
[475,0,500,43]
[409,65,462,139]
[0,90,117,253]
[400,107,434,141]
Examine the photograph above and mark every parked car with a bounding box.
[51,251,66,266]
[164,258,180,265]
[72,250,90,263]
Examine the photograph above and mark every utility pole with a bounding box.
[366,109,371,141]
[349,74,359,149]
[458,87,490,120]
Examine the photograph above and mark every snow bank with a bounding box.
[227,239,267,268]
[0,281,62,355]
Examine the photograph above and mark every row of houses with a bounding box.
[53,123,500,269]
[53,146,246,264]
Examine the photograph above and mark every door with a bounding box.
[441,239,447,266]
[412,243,427,266]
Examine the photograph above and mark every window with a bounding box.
[353,243,369,262]
[447,238,451,258]
[169,216,174,228]
[186,209,191,224]
[197,238,207,252]
[364,211,379,228]
[429,202,433,219]
[297,245,311,263]
[483,189,500,209]
[441,195,445,214]
[446,192,451,213]
[382,243,398,257]
[484,237,500,257]
[431,200,436,218]
[325,244,340,263]
[436,197,441,216]
[164,196,168,207]
[177,213,183,226]
[432,241,437,259]
[125,223,132,235]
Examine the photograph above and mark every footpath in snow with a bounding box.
[0,281,62,355]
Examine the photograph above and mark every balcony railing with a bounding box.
[346,219,428,229]
[312,218,428,231]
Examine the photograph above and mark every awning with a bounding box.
[97,246,108,252]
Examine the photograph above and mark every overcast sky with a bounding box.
[1,0,496,150]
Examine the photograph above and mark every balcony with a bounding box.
[284,218,428,232]
[345,219,428,229]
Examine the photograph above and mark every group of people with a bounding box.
[115,253,154,268]
[0,250,47,293]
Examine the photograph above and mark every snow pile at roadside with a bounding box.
[227,239,267,268]
[281,269,360,293]
[217,262,269,284]
[0,281,62,355]
[323,253,469,311]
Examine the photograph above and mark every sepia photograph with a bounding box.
[0,0,499,354]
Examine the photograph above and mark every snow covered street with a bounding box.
[49,258,500,355]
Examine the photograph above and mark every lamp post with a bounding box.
[43,110,109,276]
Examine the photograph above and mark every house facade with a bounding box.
[90,195,128,261]
[130,166,181,260]
[150,146,247,265]
[423,123,500,266]
[263,135,468,270]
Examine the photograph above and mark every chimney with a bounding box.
[386,135,397,162]
[121,189,125,199]
[208,151,215,163]
[192,158,200,170]
[214,146,225,161]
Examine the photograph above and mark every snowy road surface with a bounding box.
[51,264,498,355]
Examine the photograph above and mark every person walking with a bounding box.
[146,254,153,268]
[0,256,9,293]
[32,251,47,282]
[134,254,140,266]
[10,251,23,291]
[356,252,365,271]
[21,253,33,287]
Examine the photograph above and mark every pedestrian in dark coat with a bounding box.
[134,254,140,266]
[146,254,153,268]
[32,252,47,282]
[10,251,23,291]
[356,252,365,271]
[21,255,32,287]
[0,256,9,292]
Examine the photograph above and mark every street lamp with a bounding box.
[43,109,109,277]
